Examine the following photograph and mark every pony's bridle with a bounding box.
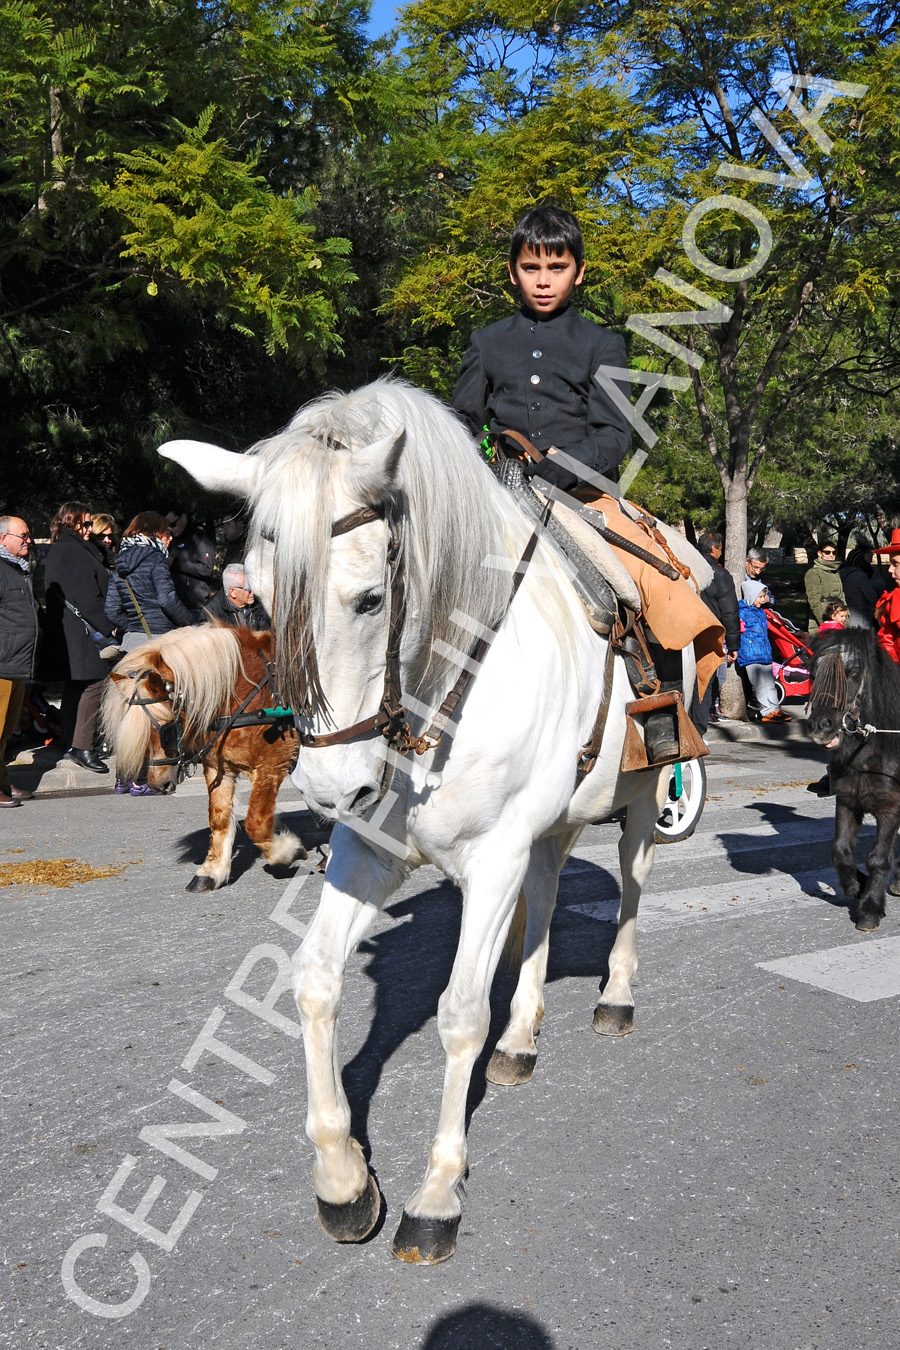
[294,500,546,759]
[125,664,291,779]
[125,678,186,769]
[810,650,870,738]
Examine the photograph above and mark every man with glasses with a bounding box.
[0,516,39,805]
[744,547,768,583]
[804,538,846,632]
[205,563,269,631]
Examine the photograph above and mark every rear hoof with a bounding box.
[186,874,217,893]
[392,1211,460,1264]
[316,1174,381,1243]
[889,877,900,898]
[486,1049,537,1086]
[855,911,882,933]
[592,1002,634,1036]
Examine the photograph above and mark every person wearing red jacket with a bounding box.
[873,531,900,662]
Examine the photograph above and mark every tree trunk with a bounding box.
[720,471,749,720]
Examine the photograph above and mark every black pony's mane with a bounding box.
[812,626,900,739]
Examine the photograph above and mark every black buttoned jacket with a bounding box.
[451,304,632,475]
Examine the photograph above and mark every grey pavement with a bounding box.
[4,733,899,1349]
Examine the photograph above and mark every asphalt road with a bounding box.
[4,735,899,1350]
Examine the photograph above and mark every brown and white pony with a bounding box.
[102,625,304,891]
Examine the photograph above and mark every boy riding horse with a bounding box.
[451,206,724,764]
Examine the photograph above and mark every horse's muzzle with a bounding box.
[807,708,842,750]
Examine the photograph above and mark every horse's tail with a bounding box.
[500,890,527,973]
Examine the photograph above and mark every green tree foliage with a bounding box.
[381,0,900,575]
[0,0,364,524]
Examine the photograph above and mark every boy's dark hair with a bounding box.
[510,206,584,269]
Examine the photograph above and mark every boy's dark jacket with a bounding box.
[451,304,632,475]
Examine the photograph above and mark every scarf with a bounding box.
[119,533,169,560]
[0,543,30,573]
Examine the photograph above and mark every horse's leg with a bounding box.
[186,763,237,893]
[243,766,305,867]
[593,769,670,1036]
[392,846,530,1264]
[487,830,579,1086]
[832,799,864,901]
[294,825,406,1242]
[856,806,900,932]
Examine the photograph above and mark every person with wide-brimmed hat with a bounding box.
[873,529,900,662]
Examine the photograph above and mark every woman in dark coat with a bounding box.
[43,502,119,773]
[105,512,196,648]
[839,545,883,628]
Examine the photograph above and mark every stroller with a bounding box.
[766,610,814,701]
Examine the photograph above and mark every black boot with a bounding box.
[64,747,110,774]
[643,681,682,765]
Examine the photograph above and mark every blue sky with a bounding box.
[366,0,401,38]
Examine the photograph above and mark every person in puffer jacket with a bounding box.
[737,580,790,723]
[105,512,197,652]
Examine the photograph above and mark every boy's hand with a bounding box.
[523,455,580,493]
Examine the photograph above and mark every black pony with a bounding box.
[807,627,900,931]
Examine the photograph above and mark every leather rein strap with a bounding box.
[296,500,547,757]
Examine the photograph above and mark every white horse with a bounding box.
[160,378,705,1264]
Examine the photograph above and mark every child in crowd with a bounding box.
[818,600,849,632]
[738,581,791,723]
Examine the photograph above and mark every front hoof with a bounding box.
[316,1174,381,1243]
[889,876,900,898]
[592,1002,634,1036]
[486,1049,537,1086]
[392,1211,460,1265]
[186,874,217,893]
[855,911,882,933]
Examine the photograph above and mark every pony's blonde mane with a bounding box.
[102,626,244,780]
[246,378,563,713]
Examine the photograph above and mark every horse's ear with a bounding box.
[158,439,260,496]
[351,429,406,490]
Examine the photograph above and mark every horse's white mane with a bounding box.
[246,378,541,710]
[102,626,244,779]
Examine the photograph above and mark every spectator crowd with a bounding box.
[0,501,268,806]
[4,495,900,808]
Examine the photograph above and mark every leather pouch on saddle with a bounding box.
[621,689,709,771]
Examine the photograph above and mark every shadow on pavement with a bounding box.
[420,1304,554,1348]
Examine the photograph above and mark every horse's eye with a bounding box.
[355,589,385,615]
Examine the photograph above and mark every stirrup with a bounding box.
[620,690,709,772]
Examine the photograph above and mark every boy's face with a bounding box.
[508,244,585,316]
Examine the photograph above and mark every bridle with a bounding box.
[294,499,547,761]
[125,663,292,780]
[125,678,185,769]
[810,649,871,739]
